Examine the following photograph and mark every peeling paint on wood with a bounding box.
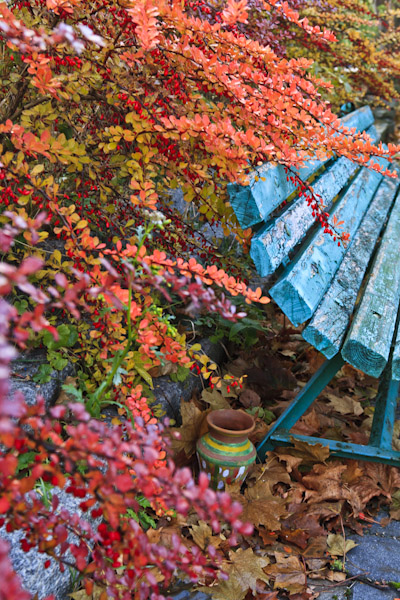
[303,174,399,358]
[228,106,375,229]
[269,161,386,327]
[342,188,400,377]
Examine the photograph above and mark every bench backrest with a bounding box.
[229,106,400,380]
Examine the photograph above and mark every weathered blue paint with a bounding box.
[392,325,400,381]
[257,353,344,461]
[266,432,400,466]
[341,188,400,377]
[303,174,399,358]
[250,156,358,277]
[369,374,399,450]
[269,161,386,327]
[229,106,375,229]
[229,105,400,468]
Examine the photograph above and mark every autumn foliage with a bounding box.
[1,0,400,598]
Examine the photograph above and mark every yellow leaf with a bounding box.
[76,220,88,229]
[31,164,44,176]
[53,250,62,264]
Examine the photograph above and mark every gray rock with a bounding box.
[1,486,101,600]
[352,582,397,599]
[10,350,75,410]
[346,534,400,582]
[307,582,352,600]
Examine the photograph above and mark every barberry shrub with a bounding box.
[0,1,399,598]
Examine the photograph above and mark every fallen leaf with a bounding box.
[200,548,269,600]
[325,393,363,416]
[286,438,330,465]
[239,389,261,408]
[232,479,288,531]
[302,463,363,514]
[265,552,307,594]
[171,401,210,457]
[327,570,347,582]
[326,534,357,557]
[201,388,231,411]
[190,520,222,550]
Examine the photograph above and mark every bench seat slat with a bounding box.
[303,174,399,358]
[250,156,361,276]
[392,322,400,380]
[341,190,400,377]
[269,160,387,327]
[228,106,375,229]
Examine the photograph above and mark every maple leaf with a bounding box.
[265,552,307,595]
[326,534,357,557]
[200,548,269,600]
[230,478,287,531]
[351,463,400,507]
[302,463,363,515]
[190,521,222,551]
[170,401,210,458]
[201,388,231,411]
[286,438,330,465]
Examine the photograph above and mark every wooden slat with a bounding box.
[269,159,387,327]
[341,189,400,378]
[392,325,400,380]
[303,173,399,358]
[229,106,375,229]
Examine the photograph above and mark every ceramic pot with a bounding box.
[196,409,256,490]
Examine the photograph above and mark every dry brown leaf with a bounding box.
[265,552,307,594]
[351,463,400,507]
[249,458,292,492]
[201,388,231,411]
[325,393,363,416]
[190,520,222,550]
[239,389,261,408]
[280,527,309,550]
[302,463,363,514]
[199,548,269,600]
[327,570,347,582]
[69,586,107,600]
[326,534,357,556]
[233,479,288,531]
[171,401,210,457]
[286,439,330,465]
[292,409,321,436]
[302,536,327,559]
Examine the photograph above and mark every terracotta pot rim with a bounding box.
[206,409,255,436]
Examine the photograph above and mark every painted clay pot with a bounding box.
[196,409,256,490]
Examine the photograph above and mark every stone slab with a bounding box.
[352,582,399,599]
[347,534,400,581]
[1,486,101,600]
[10,349,75,410]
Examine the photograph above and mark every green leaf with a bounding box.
[43,324,78,350]
[48,350,68,371]
[33,364,52,383]
[62,384,84,403]
[17,451,37,473]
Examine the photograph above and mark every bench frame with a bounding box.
[229,106,400,467]
[256,353,400,466]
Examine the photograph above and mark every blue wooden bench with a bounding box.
[229,106,400,466]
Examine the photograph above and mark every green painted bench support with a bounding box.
[229,106,400,467]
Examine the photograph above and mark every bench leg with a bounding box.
[369,367,400,450]
[256,353,400,467]
[256,353,345,461]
